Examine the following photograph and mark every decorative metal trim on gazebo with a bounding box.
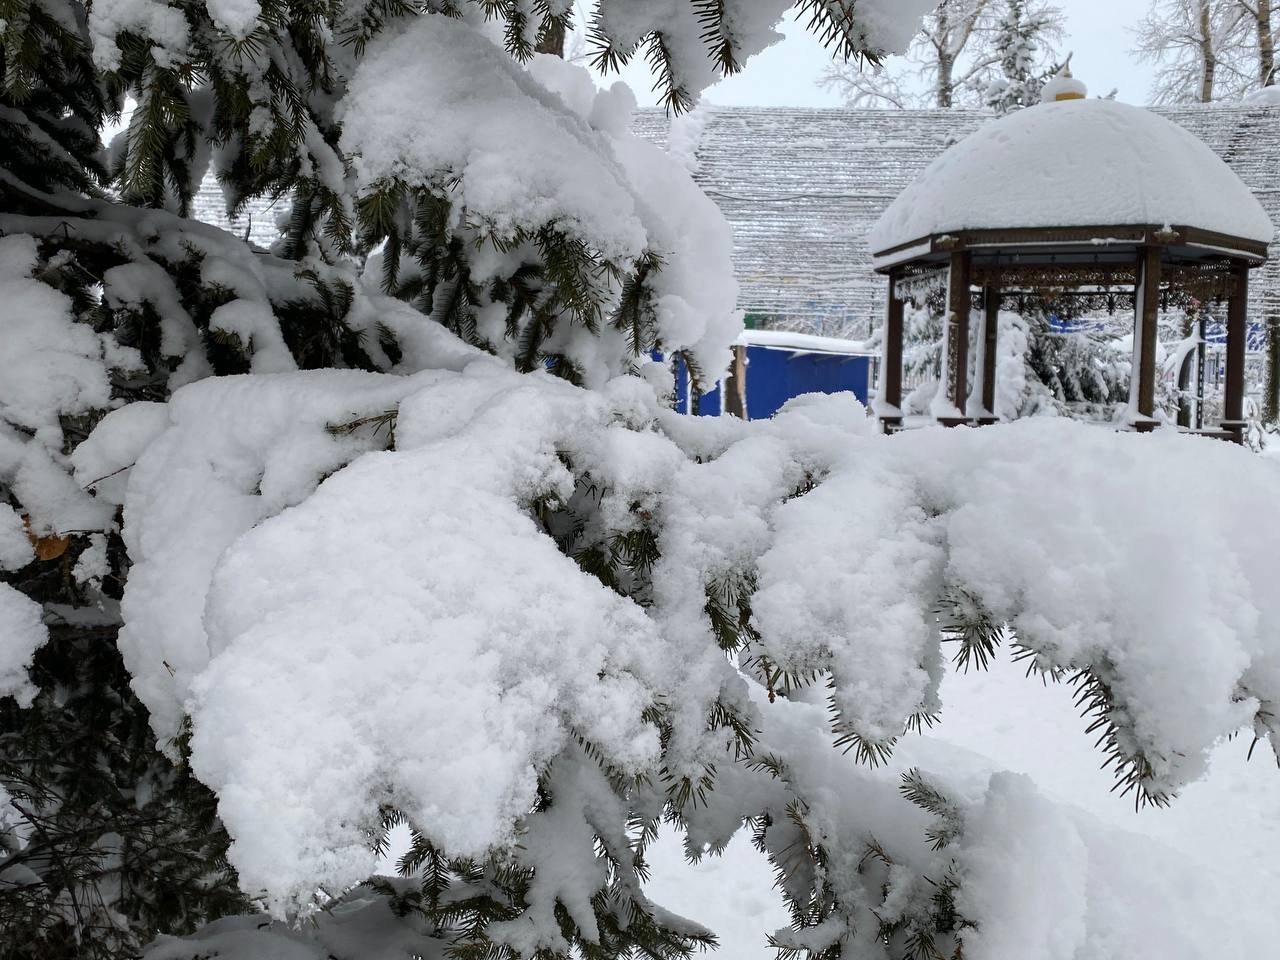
[867,71,1274,442]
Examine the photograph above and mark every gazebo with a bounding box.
[867,72,1275,441]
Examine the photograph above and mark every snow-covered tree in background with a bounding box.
[1133,0,1257,102]
[1233,0,1277,87]
[822,0,1064,109]
[1132,0,1280,429]
[982,0,1064,112]
[4,2,1280,960]
[874,284,1129,421]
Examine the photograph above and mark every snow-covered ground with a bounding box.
[645,647,1280,957]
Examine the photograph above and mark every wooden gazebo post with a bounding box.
[724,344,748,419]
[972,283,1000,424]
[1132,245,1162,431]
[939,250,971,426]
[1222,259,1250,440]
[878,268,904,432]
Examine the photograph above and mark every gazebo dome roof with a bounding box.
[869,98,1275,256]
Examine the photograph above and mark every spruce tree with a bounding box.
[3,4,1280,960]
[983,0,1064,113]
[0,2,926,956]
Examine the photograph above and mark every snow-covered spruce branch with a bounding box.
[5,1,1280,958]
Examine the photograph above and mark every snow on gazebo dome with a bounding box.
[869,97,1276,256]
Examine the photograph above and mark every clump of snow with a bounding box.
[850,0,941,55]
[208,300,298,373]
[204,0,260,39]
[107,368,475,746]
[339,18,740,387]
[870,98,1275,251]
[0,506,31,572]
[0,234,110,434]
[667,103,711,174]
[339,16,647,262]
[188,365,668,911]
[610,133,743,380]
[72,533,110,587]
[0,234,113,542]
[87,0,191,69]
[102,260,207,382]
[0,503,44,706]
[0,584,46,707]
[957,772,1089,958]
[755,418,1280,796]
[70,401,172,506]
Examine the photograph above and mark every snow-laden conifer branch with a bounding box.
[6,1,1280,957]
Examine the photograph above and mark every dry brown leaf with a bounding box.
[22,514,70,561]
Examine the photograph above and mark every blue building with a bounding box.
[674,330,876,420]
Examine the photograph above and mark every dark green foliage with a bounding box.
[0,0,110,206]
[941,591,1175,810]
[0,548,248,959]
[1021,306,1128,412]
[937,587,1003,673]
[374,793,718,960]
[900,770,964,851]
[754,763,974,960]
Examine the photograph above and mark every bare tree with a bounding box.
[1234,0,1275,86]
[821,58,918,108]
[1133,0,1255,102]
[821,0,1063,109]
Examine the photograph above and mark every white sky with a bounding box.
[598,0,1158,109]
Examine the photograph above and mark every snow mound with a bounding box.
[870,98,1275,252]
[1243,86,1280,105]
[190,366,667,910]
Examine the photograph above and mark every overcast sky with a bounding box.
[599,0,1158,109]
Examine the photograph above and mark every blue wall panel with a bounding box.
[743,346,871,419]
[669,346,871,419]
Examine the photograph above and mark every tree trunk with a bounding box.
[536,18,566,57]
[936,2,954,107]
[1265,313,1280,425]
[938,53,955,106]
[1259,0,1275,86]
[1199,0,1218,102]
